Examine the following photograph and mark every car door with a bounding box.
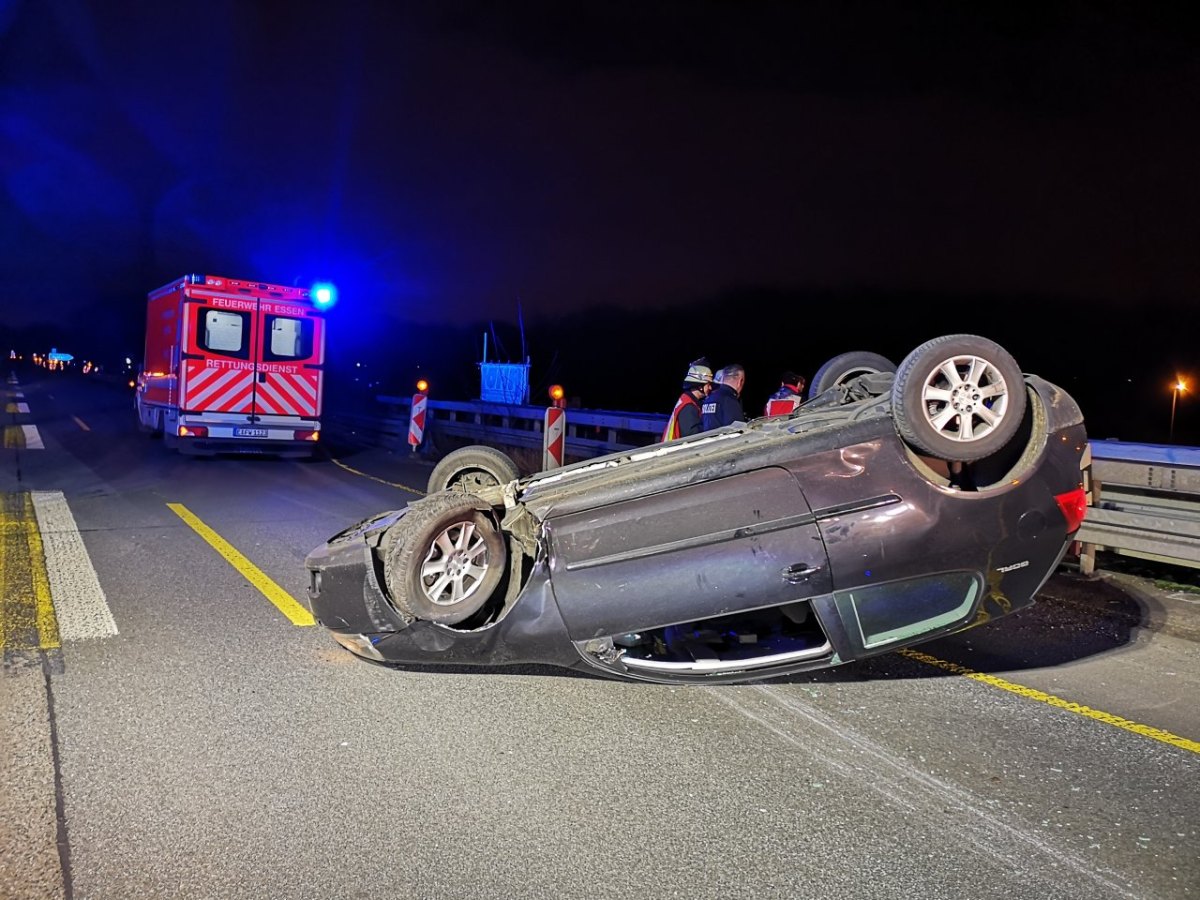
[544,466,831,639]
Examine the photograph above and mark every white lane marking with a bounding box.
[15,402,29,413]
[32,491,118,641]
[22,425,44,449]
[706,684,1140,900]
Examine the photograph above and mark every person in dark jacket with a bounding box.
[764,370,806,416]
[661,359,714,441]
[701,364,746,431]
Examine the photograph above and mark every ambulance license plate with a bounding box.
[234,427,268,438]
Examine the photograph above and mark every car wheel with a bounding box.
[808,351,897,399]
[892,334,1027,462]
[384,493,507,625]
[427,445,520,494]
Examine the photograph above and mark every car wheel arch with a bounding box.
[383,492,509,625]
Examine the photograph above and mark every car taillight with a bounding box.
[178,425,208,438]
[1055,487,1088,534]
[295,429,319,442]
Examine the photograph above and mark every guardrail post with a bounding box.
[1079,478,1100,575]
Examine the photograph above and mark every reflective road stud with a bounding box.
[543,406,565,470]
[408,391,427,450]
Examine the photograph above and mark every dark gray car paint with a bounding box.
[305,374,1087,683]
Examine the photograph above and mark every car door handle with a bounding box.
[782,563,822,583]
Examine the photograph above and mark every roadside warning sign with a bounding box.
[543,406,565,470]
[408,392,427,449]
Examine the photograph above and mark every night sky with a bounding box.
[2,2,1198,442]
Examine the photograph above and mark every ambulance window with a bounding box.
[263,316,313,361]
[200,310,249,358]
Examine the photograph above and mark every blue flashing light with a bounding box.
[311,282,338,310]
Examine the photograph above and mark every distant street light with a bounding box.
[1170,377,1188,442]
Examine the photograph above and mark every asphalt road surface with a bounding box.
[2,371,1197,900]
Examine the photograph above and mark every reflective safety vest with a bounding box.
[764,387,803,417]
[764,396,802,417]
[662,393,701,442]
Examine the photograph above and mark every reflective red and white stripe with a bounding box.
[183,364,254,412]
[256,371,321,417]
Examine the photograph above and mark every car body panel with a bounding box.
[547,466,830,639]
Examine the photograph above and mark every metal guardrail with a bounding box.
[1076,441,1200,572]
[329,399,1200,573]
[369,395,667,458]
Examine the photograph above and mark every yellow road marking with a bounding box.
[329,455,426,494]
[1,493,61,653]
[4,402,17,413]
[72,416,90,431]
[2,426,23,449]
[899,648,1200,754]
[166,503,314,626]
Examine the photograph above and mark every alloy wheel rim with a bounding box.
[920,354,1009,443]
[420,521,489,605]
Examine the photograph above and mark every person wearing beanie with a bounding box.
[764,370,806,416]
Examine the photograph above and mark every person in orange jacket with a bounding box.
[661,359,714,441]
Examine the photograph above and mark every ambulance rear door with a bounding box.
[250,300,325,425]
[180,294,259,418]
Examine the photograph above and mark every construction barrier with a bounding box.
[408,391,427,449]
[543,406,566,469]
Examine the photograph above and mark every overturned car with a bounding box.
[305,334,1090,684]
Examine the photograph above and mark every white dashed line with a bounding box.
[32,490,118,640]
[22,425,44,449]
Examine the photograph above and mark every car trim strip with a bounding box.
[614,640,834,673]
[811,493,903,521]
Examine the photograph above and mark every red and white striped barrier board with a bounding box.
[408,392,428,448]
[543,406,566,470]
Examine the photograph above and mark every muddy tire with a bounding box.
[384,493,507,624]
[427,445,520,494]
[892,334,1027,462]
[808,351,897,399]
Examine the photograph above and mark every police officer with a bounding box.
[661,359,714,441]
[701,364,746,431]
[764,370,806,416]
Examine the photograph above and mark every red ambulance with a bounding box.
[136,274,326,457]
